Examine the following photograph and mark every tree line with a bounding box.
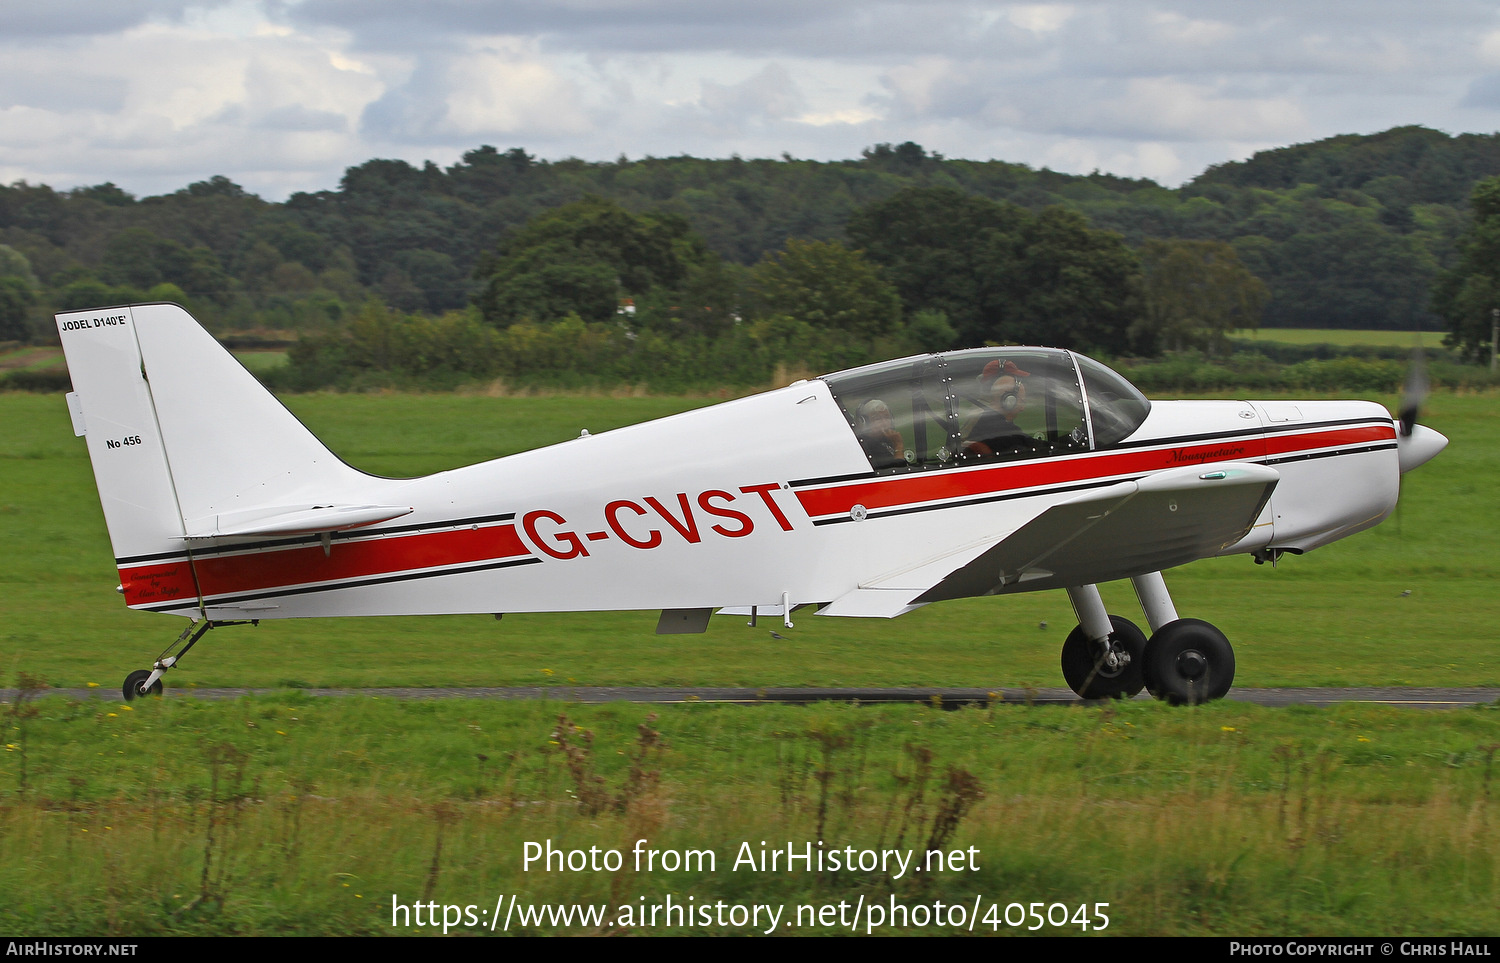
[4,126,1500,381]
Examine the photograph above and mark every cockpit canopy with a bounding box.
[821,347,1150,473]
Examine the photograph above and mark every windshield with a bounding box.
[823,347,1090,472]
[1073,352,1151,447]
[823,349,1149,471]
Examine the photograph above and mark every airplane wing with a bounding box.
[817,463,1278,617]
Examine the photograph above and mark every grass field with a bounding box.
[2,386,1497,935]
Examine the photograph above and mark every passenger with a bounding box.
[856,399,906,468]
[965,360,1032,458]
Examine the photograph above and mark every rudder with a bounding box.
[57,304,187,574]
[57,302,376,615]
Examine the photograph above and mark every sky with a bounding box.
[3,0,1500,201]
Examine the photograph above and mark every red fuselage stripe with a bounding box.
[793,424,1392,518]
[1261,423,1391,458]
[118,424,1395,607]
[120,523,531,606]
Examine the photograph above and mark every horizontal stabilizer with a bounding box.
[180,504,413,539]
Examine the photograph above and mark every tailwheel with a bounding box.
[1060,615,1147,699]
[119,619,257,702]
[122,669,162,701]
[1142,619,1235,705]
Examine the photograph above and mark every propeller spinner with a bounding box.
[1396,345,1448,473]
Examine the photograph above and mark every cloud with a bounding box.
[1055,78,1312,143]
[0,10,382,196]
[698,64,804,123]
[0,70,128,114]
[0,0,205,39]
[1006,4,1075,35]
[878,58,1312,145]
[290,0,847,52]
[255,104,349,132]
[3,1,1500,198]
[360,40,590,144]
[1462,73,1500,109]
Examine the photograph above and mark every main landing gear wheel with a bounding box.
[1142,619,1235,706]
[1061,615,1147,699]
[122,669,162,701]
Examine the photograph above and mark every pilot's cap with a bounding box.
[979,359,1031,383]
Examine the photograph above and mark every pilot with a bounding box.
[855,399,906,468]
[965,359,1032,458]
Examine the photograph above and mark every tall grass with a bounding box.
[1,694,1495,935]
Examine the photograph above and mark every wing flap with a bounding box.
[815,589,927,619]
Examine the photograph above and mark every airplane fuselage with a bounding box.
[115,382,1399,623]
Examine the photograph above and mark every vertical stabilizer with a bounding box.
[125,302,366,531]
[57,303,375,613]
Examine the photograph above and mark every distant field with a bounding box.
[233,349,288,372]
[1232,328,1439,347]
[1,388,1495,691]
[0,346,285,375]
[0,346,64,372]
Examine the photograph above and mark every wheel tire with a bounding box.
[1061,616,1147,699]
[1142,619,1235,706]
[122,669,162,701]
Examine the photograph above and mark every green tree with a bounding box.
[476,196,705,327]
[69,182,136,206]
[848,187,1140,353]
[54,278,120,312]
[0,244,40,288]
[846,186,1027,343]
[1268,218,1428,329]
[101,228,232,304]
[0,276,36,341]
[1133,239,1269,354]
[633,253,744,338]
[1004,206,1141,354]
[748,239,900,339]
[1433,176,1500,362]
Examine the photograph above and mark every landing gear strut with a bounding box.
[1061,573,1235,705]
[120,620,256,701]
[1061,585,1146,699]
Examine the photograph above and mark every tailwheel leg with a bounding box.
[1131,572,1235,705]
[1061,584,1146,699]
[121,620,256,700]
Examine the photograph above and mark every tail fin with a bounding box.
[57,303,402,613]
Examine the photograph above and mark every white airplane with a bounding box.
[56,303,1448,705]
